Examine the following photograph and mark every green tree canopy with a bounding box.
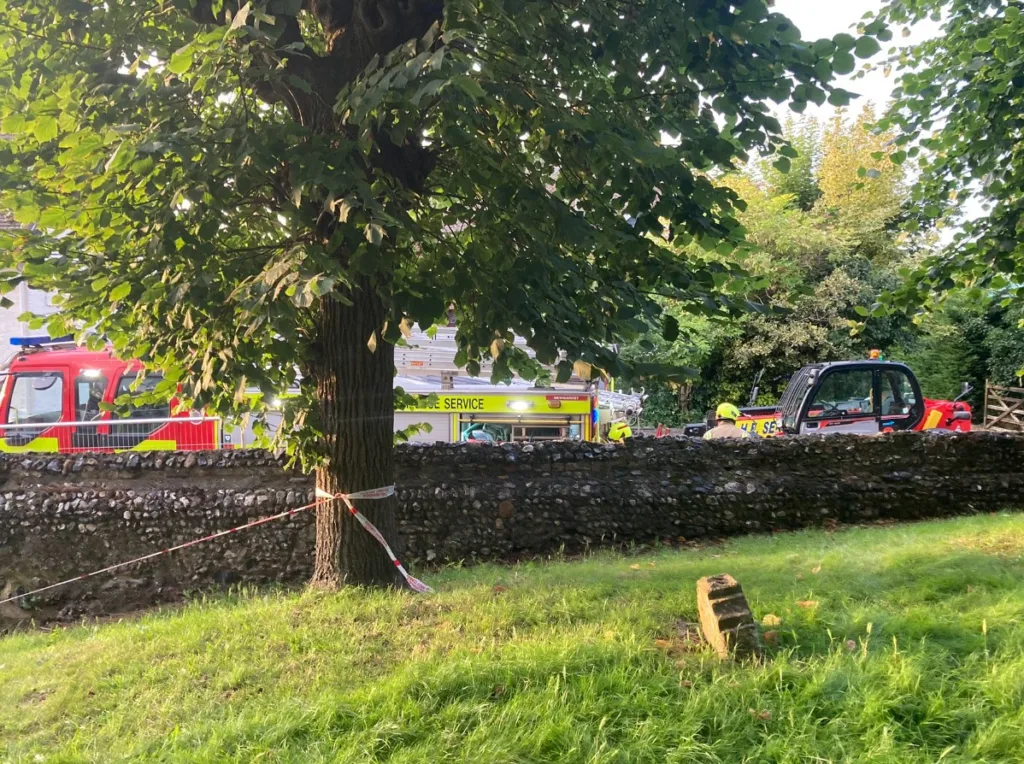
[622,110,920,422]
[877,0,1024,311]
[0,0,868,585]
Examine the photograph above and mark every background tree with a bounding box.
[900,295,1024,409]
[763,116,822,212]
[623,110,921,424]
[0,0,866,586]
[876,0,1024,316]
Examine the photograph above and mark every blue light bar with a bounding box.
[10,335,75,347]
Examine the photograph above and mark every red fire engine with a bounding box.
[0,336,220,454]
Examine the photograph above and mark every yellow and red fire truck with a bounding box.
[0,336,643,452]
[0,336,219,453]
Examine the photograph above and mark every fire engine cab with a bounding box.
[0,336,220,453]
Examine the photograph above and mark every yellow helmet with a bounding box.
[715,402,741,422]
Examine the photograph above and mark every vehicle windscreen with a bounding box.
[6,372,64,425]
[778,366,816,432]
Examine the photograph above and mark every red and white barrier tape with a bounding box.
[316,486,432,593]
[0,484,429,607]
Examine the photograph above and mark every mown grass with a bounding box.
[3,513,1024,763]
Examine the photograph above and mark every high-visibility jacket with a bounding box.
[703,422,751,440]
[608,422,633,442]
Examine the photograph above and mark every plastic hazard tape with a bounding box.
[316,486,432,593]
[0,484,429,607]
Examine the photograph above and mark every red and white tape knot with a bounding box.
[315,485,396,501]
[314,484,431,594]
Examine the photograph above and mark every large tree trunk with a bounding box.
[310,281,404,589]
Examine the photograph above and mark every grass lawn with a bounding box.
[3,513,1024,763]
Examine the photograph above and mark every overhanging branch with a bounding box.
[191,0,442,126]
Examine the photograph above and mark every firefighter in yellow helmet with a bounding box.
[703,403,752,440]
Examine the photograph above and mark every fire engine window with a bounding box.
[7,373,64,425]
[879,369,917,416]
[807,370,876,417]
[460,422,510,443]
[75,377,108,421]
[458,417,583,443]
[116,375,171,419]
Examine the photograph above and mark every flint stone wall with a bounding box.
[2,432,1024,616]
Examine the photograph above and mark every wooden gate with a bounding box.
[984,382,1024,433]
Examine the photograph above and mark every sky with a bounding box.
[773,1,975,230]
[773,0,940,119]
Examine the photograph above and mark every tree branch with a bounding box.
[191,0,442,123]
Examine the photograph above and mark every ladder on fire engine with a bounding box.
[394,324,554,380]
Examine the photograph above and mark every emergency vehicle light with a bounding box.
[10,335,74,347]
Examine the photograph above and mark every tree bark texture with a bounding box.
[310,282,404,589]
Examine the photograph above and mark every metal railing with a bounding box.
[0,417,222,454]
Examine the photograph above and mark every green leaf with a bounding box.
[12,204,40,224]
[109,282,132,302]
[773,156,791,174]
[37,207,67,230]
[832,52,856,75]
[168,47,194,76]
[974,38,993,53]
[452,75,485,101]
[1,113,27,135]
[833,33,856,51]
[813,39,837,57]
[33,116,58,142]
[828,89,854,107]
[854,36,881,59]
[661,313,680,343]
